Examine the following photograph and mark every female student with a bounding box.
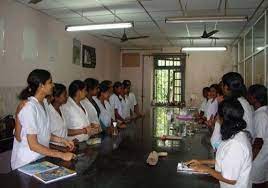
[62,80,98,142]
[101,80,115,120]
[11,69,75,170]
[122,80,144,117]
[248,84,268,186]
[48,83,68,143]
[81,78,101,131]
[120,83,131,120]
[205,84,219,122]
[94,83,113,129]
[222,72,254,138]
[187,99,252,188]
[109,82,125,121]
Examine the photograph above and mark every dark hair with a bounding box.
[203,87,210,93]
[68,80,86,98]
[19,69,51,100]
[248,84,267,106]
[218,99,247,140]
[113,81,123,90]
[84,78,99,92]
[122,80,131,87]
[210,84,219,92]
[97,83,109,98]
[53,83,66,98]
[222,72,245,98]
[101,80,112,87]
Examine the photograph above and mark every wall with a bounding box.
[0,0,120,116]
[120,48,232,112]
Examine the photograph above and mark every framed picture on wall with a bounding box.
[82,45,96,68]
[72,38,81,65]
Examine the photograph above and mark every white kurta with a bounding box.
[48,104,67,139]
[61,97,89,142]
[11,97,51,170]
[80,98,100,124]
[125,92,137,113]
[251,105,268,184]
[238,97,254,138]
[206,98,218,120]
[94,97,112,128]
[215,132,252,188]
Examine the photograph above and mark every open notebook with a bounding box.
[33,166,77,184]
[18,161,58,176]
[177,162,208,175]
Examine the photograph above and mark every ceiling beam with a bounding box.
[136,0,174,46]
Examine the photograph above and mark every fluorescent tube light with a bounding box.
[181,47,227,51]
[165,16,248,23]
[256,46,264,51]
[66,22,133,32]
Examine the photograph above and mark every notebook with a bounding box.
[18,161,58,176]
[177,162,208,175]
[33,166,77,184]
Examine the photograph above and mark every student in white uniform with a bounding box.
[210,84,224,150]
[81,78,102,132]
[94,83,113,129]
[222,72,254,138]
[122,80,144,117]
[199,87,210,114]
[206,84,219,121]
[109,82,125,122]
[48,83,68,144]
[62,80,99,142]
[11,69,75,170]
[101,80,115,120]
[120,83,131,120]
[248,84,268,186]
[187,99,252,188]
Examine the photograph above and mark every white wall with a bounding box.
[0,0,120,116]
[120,48,232,112]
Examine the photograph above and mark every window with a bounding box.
[153,55,185,105]
[245,58,253,87]
[254,51,265,84]
[254,16,265,53]
[245,29,252,58]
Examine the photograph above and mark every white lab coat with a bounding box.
[11,97,51,170]
[119,96,131,119]
[48,104,67,140]
[251,106,268,184]
[109,94,122,117]
[126,92,137,113]
[238,97,254,138]
[94,97,112,128]
[199,98,208,113]
[80,98,100,125]
[206,98,218,120]
[215,131,252,188]
[61,97,89,142]
[210,121,222,150]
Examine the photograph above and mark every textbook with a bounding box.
[177,162,208,175]
[33,166,77,184]
[18,161,58,176]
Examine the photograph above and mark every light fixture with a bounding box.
[165,16,248,23]
[256,46,264,51]
[181,47,227,52]
[66,22,133,32]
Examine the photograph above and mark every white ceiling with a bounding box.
[16,0,267,48]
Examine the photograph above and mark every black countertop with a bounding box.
[0,107,219,188]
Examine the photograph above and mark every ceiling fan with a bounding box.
[28,0,42,4]
[200,25,219,39]
[102,30,149,42]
